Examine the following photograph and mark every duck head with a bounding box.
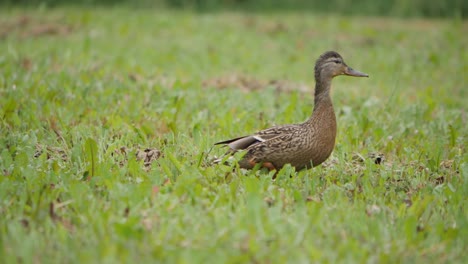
[314,51,369,80]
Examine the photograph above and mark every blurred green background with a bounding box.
[2,0,467,18]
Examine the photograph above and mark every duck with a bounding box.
[215,51,368,171]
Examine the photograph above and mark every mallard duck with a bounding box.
[215,51,368,171]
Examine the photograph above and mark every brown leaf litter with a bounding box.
[351,152,385,165]
[49,201,75,232]
[366,204,381,216]
[34,144,68,161]
[34,144,162,170]
[439,159,454,169]
[112,146,162,169]
[136,148,162,167]
[127,73,177,90]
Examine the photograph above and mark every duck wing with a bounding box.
[214,124,301,150]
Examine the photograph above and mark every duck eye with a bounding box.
[333,60,341,64]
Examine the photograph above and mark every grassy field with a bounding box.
[0,7,467,263]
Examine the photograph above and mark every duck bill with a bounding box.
[345,67,369,77]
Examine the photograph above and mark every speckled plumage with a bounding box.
[215,51,369,171]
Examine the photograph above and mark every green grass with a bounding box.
[0,7,467,263]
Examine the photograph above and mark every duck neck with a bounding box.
[303,76,335,125]
[313,77,333,111]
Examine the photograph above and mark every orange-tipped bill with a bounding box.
[345,67,369,77]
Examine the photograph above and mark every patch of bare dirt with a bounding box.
[20,57,32,70]
[0,15,74,39]
[241,16,289,35]
[202,73,310,93]
[259,21,289,35]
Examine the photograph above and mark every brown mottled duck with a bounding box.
[215,51,369,171]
